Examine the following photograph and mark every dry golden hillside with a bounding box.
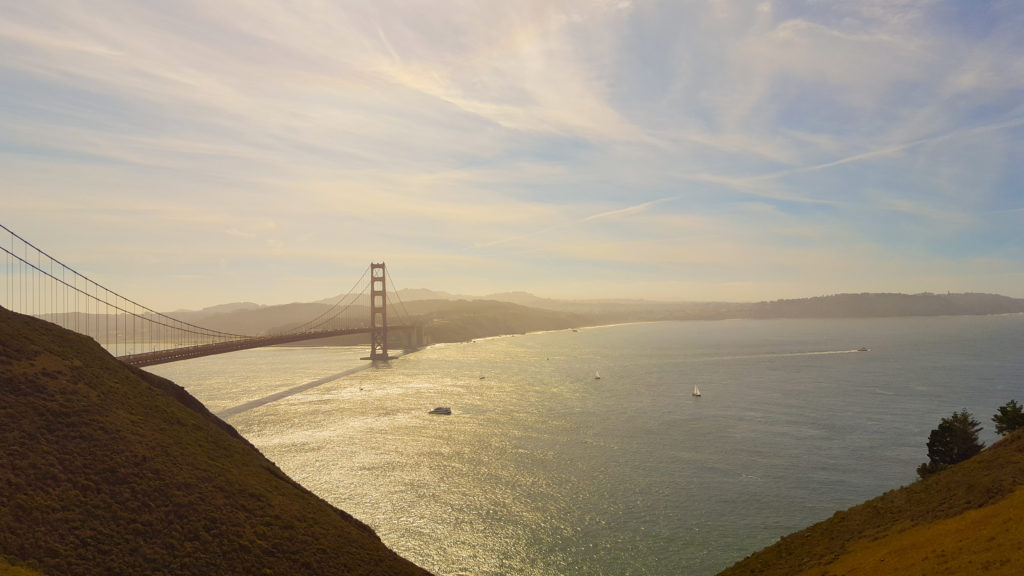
[719,429,1024,575]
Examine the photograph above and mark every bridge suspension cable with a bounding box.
[384,266,413,326]
[282,265,371,335]
[2,224,422,366]
[1,224,251,358]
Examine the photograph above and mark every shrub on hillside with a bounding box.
[917,409,984,479]
[992,400,1024,437]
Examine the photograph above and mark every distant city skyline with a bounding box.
[4,1,1023,311]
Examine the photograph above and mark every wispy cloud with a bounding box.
[742,114,1024,184]
[582,196,680,222]
[3,0,1023,307]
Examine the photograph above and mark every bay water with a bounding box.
[149,315,1024,575]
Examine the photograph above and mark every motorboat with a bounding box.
[428,407,452,415]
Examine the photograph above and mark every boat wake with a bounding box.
[687,349,868,363]
[747,349,865,359]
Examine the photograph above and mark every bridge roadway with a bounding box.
[119,325,416,368]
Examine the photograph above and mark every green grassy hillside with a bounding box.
[718,430,1024,576]
[0,306,432,576]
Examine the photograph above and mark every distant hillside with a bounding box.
[379,291,1024,322]
[741,292,1024,319]
[87,291,1024,344]
[531,292,1024,322]
[718,430,1024,576]
[162,299,585,345]
[0,306,432,576]
[314,288,467,306]
[403,299,585,343]
[198,302,367,336]
[168,301,263,318]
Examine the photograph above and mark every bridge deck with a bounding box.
[120,325,415,367]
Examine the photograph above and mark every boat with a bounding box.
[594,370,601,380]
[692,385,701,397]
[857,347,869,352]
[428,407,452,415]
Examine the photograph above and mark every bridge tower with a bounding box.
[369,262,389,361]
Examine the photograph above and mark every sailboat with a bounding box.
[594,370,601,380]
[692,385,701,397]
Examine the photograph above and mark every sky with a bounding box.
[3,0,1023,311]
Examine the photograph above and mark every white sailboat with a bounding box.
[594,370,601,380]
[692,385,701,397]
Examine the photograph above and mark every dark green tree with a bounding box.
[992,399,1024,437]
[916,409,984,479]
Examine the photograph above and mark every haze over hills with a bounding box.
[163,291,1024,342]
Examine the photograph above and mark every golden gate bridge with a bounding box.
[1,224,422,367]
